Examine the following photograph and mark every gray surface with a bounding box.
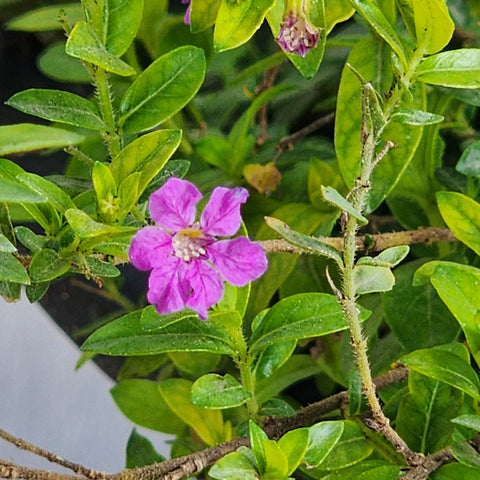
[0,299,172,473]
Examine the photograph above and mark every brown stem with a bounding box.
[401,448,454,480]
[260,227,457,254]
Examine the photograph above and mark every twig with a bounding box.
[0,461,83,480]
[401,448,454,480]
[0,429,104,479]
[274,112,335,161]
[260,227,457,254]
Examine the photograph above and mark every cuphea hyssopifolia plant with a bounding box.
[4,0,480,479]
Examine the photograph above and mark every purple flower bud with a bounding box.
[181,0,191,25]
[277,11,319,57]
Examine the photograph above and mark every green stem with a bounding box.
[93,67,122,159]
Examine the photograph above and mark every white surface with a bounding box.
[0,299,172,473]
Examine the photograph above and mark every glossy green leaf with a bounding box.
[401,347,480,400]
[357,246,410,268]
[191,374,251,409]
[354,265,395,295]
[433,463,480,480]
[117,173,140,220]
[0,178,45,204]
[392,108,444,126]
[451,414,480,432]
[83,0,144,56]
[190,0,221,33]
[29,248,70,282]
[81,307,235,356]
[25,282,50,303]
[6,89,105,130]
[214,282,250,320]
[0,252,30,284]
[249,420,268,474]
[335,37,423,213]
[416,49,480,89]
[209,451,259,480]
[65,21,135,76]
[437,191,480,255]
[396,371,461,453]
[315,421,373,470]
[278,428,309,475]
[265,216,343,265]
[111,379,186,434]
[385,260,459,352]
[250,293,369,353]
[263,439,289,477]
[214,0,274,52]
[110,129,182,192]
[324,0,354,33]
[84,256,120,278]
[456,140,480,178]
[258,398,296,417]
[158,378,224,446]
[18,173,75,214]
[322,185,367,224]
[65,209,136,239]
[168,351,220,377]
[410,0,454,54]
[255,340,296,380]
[119,46,206,133]
[451,441,480,469]
[256,355,320,405]
[6,3,84,31]
[0,234,16,253]
[126,429,165,468]
[92,162,117,218]
[348,0,409,68]
[38,42,91,83]
[0,124,84,155]
[304,421,344,467]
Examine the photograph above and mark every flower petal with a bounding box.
[147,257,190,315]
[200,187,248,236]
[149,178,202,231]
[129,226,172,271]
[185,260,223,319]
[208,237,268,286]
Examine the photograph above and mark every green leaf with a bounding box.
[255,340,297,380]
[214,0,275,52]
[451,441,480,470]
[304,421,344,467]
[433,463,480,480]
[0,252,30,284]
[110,129,182,193]
[0,280,22,302]
[6,89,105,130]
[410,0,454,54]
[17,173,75,214]
[264,216,343,265]
[357,245,410,267]
[280,430,310,477]
[158,378,224,446]
[392,108,444,126]
[348,0,409,68]
[84,256,120,278]
[250,293,369,353]
[456,140,480,178]
[416,49,480,89]
[190,0,221,33]
[168,351,220,377]
[258,398,296,417]
[353,265,395,295]
[126,429,165,468]
[451,414,480,432]
[29,248,70,282]
[385,260,459,352]
[263,439,289,477]
[65,21,135,76]
[209,451,259,480]
[401,346,480,400]
[81,307,235,356]
[0,234,16,253]
[249,420,268,474]
[83,0,144,56]
[25,282,50,303]
[0,124,84,155]
[111,379,186,434]
[437,191,480,255]
[6,3,84,31]
[119,46,206,133]
[65,209,136,239]
[0,178,45,204]
[191,374,251,409]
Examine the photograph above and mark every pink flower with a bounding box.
[276,8,319,57]
[181,0,191,25]
[129,178,268,319]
